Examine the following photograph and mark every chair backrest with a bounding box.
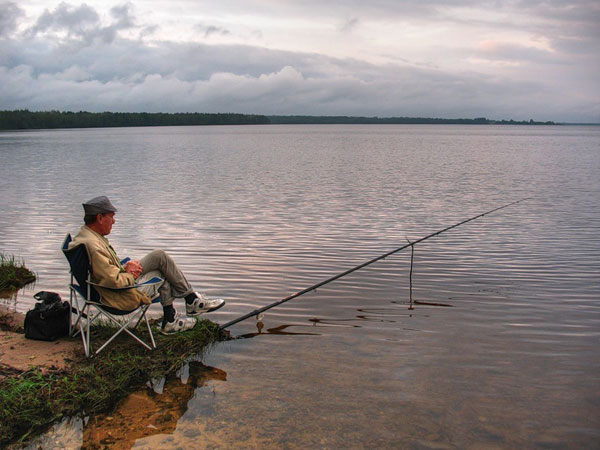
[62,234,101,302]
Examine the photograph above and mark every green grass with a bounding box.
[0,318,228,447]
[0,252,36,291]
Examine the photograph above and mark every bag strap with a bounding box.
[34,291,62,304]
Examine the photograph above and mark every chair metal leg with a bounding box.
[79,303,90,358]
[68,280,73,337]
[93,305,156,355]
[130,314,144,330]
[70,287,87,338]
[68,287,158,357]
[144,314,157,349]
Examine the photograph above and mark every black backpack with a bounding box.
[24,291,70,341]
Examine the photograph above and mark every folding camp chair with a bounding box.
[62,234,163,357]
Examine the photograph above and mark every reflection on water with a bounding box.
[26,362,226,450]
[2,125,599,448]
[238,321,321,338]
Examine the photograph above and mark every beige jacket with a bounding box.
[69,226,151,310]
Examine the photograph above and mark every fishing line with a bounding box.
[219,198,531,330]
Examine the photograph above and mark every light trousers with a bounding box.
[135,250,194,307]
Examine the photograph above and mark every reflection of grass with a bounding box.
[0,252,36,291]
[0,319,228,447]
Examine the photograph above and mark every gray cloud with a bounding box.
[194,23,231,38]
[26,1,136,45]
[110,3,134,27]
[1,1,598,123]
[261,0,600,58]
[474,42,566,65]
[139,24,159,39]
[0,1,24,37]
[2,36,596,121]
[340,17,359,33]
[205,0,598,37]
[28,2,99,35]
[516,0,600,23]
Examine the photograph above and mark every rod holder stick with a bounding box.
[407,238,414,310]
[219,198,531,330]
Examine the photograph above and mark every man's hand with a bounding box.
[124,260,143,279]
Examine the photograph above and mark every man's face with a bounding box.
[96,212,115,236]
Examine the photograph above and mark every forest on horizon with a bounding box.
[0,110,557,130]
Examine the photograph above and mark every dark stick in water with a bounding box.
[219,198,531,330]
[407,237,414,310]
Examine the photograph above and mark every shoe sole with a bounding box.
[160,329,194,335]
[160,324,197,335]
[186,300,226,316]
[160,318,198,335]
[160,329,177,335]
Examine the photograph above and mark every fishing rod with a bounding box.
[219,198,530,330]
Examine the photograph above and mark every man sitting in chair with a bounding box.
[69,196,225,334]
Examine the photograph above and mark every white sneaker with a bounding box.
[161,313,197,335]
[186,293,226,316]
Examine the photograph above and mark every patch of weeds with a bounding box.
[0,318,228,447]
[0,252,36,291]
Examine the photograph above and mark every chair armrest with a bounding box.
[87,276,163,291]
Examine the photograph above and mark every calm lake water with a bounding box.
[1,124,599,449]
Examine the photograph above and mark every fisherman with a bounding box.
[69,196,225,334]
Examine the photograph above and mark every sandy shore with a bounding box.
[0,305,79,378]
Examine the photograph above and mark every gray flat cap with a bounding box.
[82,196,118,215]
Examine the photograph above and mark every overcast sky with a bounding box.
[1,1,598,122]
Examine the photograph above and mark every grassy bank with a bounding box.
[0,253,36,291]
[0,319,228,447]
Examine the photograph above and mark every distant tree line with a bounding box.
[0,110,557,130]
[0,110,270,130]
[268,115,556,125]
